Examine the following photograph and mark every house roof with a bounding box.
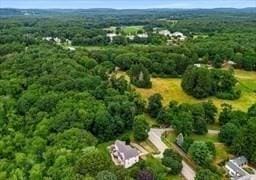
[115,140,139,160]
[232,156,248,167]
[227,161,247,177]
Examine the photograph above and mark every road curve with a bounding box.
[148,128,196,180]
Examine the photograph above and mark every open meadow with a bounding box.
[135,69,256,111]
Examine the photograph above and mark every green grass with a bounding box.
[164,131,219,144]
[140,140,159,154]
[135,69,256,111]
[145,156,182,180]
[163,131,231,166]
[191,134,219,143]
[121,25,144,34]
[214,143,230,164]
[144,113,158,127]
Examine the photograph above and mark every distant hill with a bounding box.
[0,8,255,17]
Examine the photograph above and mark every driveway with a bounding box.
[208,129,220,135]
[148,128,196,180]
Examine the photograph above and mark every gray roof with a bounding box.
[115,140,139,160]
[233,156,248,167]
[238,175,253,180]
[227,161,247,178]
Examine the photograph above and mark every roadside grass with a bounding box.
[190,134,218,143]
[144,156,182,180]
[163,131,230,166]
[214,143,230,164]
[121,25,144,34]
[139,140,159,154]
[135,70,256,111]
[163,131,219,144]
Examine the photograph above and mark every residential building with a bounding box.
[106,33,117,42]
[225,156,250,180]
[111,140,139,168]
[137,33,148,38]
[159,30,171,37]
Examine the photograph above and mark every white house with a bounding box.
[42,37,52,41]
[126,34,135,40]
[65,39,72,45]
[54,37,61,44]
[137,33,148,38]
[106,33,117,42]
[67,47,76,51]
[111,140,139,168]
[170,32,186,41]
[225,156,250,180]
[159,30,171,37]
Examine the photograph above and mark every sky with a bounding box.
[1,0,256,9]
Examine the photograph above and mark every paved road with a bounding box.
[148,128,196,180]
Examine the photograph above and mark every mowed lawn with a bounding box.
[163,131,231,166]
[136,70,256,111]
[121,25,144,34]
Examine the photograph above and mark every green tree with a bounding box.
[133,115,150,142]
[189,141,213,166]
[53,128,97,150]
[129,64,152,88]
[114,53,137,70]
[191,104,208,135]
[218,104,232,126]
[136,169,154,180]
[202,101,217,124]
[75,147,110,176]
[147,93,163,118]
[96,170,117,180]
[232,118,256,164]
[181,66,212,99]
[212,54,222,68]
[162,149,182,175]
[248,103,256,117]
[219,123,239,145]
[195,169,221,180]
[172,111,193,136]
[29,164,43,180]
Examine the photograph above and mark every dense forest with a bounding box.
[0,8,256,179]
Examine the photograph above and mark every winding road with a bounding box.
[148,128,196,180]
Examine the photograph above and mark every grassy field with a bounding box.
[121,25,144,34]
[136,69,256,111]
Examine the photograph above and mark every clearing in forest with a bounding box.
[135,70,256,111]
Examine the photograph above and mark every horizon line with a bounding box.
[1,7,255,10]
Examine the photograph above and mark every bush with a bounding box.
[162,149,182,175]
[216,89,241,100]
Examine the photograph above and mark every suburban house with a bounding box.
[126,34,135,40]
[225,156,251,180]
[159,29,172,37]
[106,33,117,42]
[223,60,237,68]
[137,33,148,38]
[171,32,186,41]
[67,47,76,51]
[110,140,139,168]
